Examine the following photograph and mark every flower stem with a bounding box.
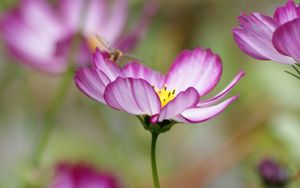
[151,132,160,188]
[32,67,73,166]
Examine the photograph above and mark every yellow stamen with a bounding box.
[154,85,176,107]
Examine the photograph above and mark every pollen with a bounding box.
[153,85,176,107]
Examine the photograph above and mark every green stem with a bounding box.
[0,64,20,98]
[32,67,73,166]
[30,0,89,168]
[151,132,160,188]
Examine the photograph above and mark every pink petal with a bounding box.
[176,95,239,123]
[50,162,118,188]
[103,77,161,115]
[274,0,300,24]
[18,0,64,35]
[199,70,245,107]
[59,0,83,31]
[233,13,295,64]
[82,0,108,35]
[273,18,300,62]
[115,0,158,51]
[157,87,200,122]
[0,0,68,73]
[74,67,110,103]
[165,48,222,96]
[122,62,165,88]
[60,0,107,34]
[100,0,128,44]
[92,49,123,81]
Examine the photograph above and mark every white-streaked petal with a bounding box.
[165,48,222,96]
[199,70,245,107]
[177,96,239,123]
[74,67,110,103]
[233,13,295,64]
[122,62,165,88]
[103,77,161,115]
[92,48,123,81]
[274,0,300,24]
[157,87,199,122]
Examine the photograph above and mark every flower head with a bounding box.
[75,48,244,128]
[258,158,290,187]
[233,0,300,64]
[0,0,156,73]
[49,162,119,188]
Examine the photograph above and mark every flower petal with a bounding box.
[176,95,239,123]
[74,67,110,103]
[100,0,128,44]
[115,0,158,51]
[0,0,68,73]
[92,48,123,81]
[83,0,108,35]
[274,0,300,24]
[122,62,165,88]
[165,48,222,96]
[59,0,107,33]
[103,77,161,115]
[59,0,83,31]
[50,162,118,188]
[199,70,245,107]
[273,19,300,62]
[233,13,295,64]
[157,87,200,122]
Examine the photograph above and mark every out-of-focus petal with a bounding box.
[157,87,199,122]
[176,96,239,123]
[165,48,222,96]
[233,13,295,64]
[100,0,128,44]
[199,70,245,107]
[274,0,300,24]
[59,0,83,31]
[0,0,68,73]
[83,0,108,34]
[273,19,300,62]
[122,62,165,88]
[74,67,110,103]
[103,77,161,115]
[115,0,158,51]
[59,0,107,33]
[50,162,118,188]
[92,48,123,80]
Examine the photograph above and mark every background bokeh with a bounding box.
[1,0,300,187]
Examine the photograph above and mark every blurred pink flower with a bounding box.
[0,0,156,73]
[75,48,244,124]
[49,162,118,188]
[258,158,290,187]
[233,0,300,64]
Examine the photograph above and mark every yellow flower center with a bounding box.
[154,85,176,107]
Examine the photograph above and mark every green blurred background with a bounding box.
[1,0,300,187]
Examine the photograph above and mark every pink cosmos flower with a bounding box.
[0,0,156,73]
[49,162,119,188]
[233,0,300,65]
[74,48,244,124]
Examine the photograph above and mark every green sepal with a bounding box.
[137,116,177,135]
